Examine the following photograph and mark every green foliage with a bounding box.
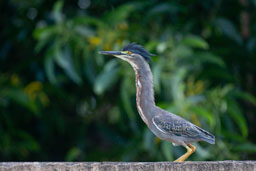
[1,0,256,161]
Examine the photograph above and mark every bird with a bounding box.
[99,43,215,162]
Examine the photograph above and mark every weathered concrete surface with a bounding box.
[0,161,255,171]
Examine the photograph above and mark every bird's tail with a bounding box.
[201,136,215,144]
[195,126,215,144]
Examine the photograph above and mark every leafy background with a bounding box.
[1,0,256,161]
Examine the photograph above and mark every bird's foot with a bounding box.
[174,144,196,162]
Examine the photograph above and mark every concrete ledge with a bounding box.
[0,161,255,171]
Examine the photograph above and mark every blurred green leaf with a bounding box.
[182,35,209,49]
[171,45,192,58]
[152,59,164,93]
[148,2,180,16]
[170,68,186,102]
[121,77,136,120]
[194,143,211,159]
[2,89,38,115]
[74,16,105,28]
[143,129,154,151]
[18,131,40,152]
[45,53,57,84]
[216,18,242,44]
[227,99,248,137]
[234,91,256,106]
[53,1,64,23]
[66,147,81,161]
[94,60,119,95]
[33,26,57,40]
[191,106,215,127]
[54,46,82,85]
[75,26,94,37]
[34,26,58,52]
[196,52,225,67]
[103,4,135,24]
[161,141,173,161]
[233,143,256,153]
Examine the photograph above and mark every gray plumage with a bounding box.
[99,43,215,161]
[152,112,215,145]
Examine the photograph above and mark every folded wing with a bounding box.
[152,114,215,144]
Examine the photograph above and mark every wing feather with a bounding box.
[152,115,201,139]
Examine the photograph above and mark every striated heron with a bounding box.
[99,43,215,162]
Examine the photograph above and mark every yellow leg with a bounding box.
[189,144,196,153]
[174,144,196,162]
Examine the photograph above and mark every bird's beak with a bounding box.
[98,51,124,56]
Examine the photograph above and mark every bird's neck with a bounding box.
[130,61,156,127]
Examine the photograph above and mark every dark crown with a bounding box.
[123,43,155,62]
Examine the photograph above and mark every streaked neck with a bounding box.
[129,60,155,127]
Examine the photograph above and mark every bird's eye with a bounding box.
[122,51,132,55]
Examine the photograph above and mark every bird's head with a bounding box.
[99,43,155,64]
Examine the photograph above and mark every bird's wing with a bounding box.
[152,114,201,138]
